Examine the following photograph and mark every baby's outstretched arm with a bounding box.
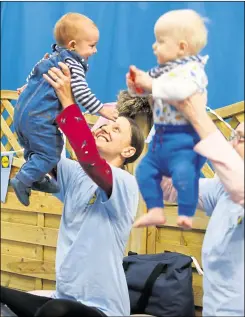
[66,58,118,121]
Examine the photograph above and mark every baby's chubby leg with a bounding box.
[170,152,200,229]
[134,149,166,228]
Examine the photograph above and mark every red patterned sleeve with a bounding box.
[56,104,113,196]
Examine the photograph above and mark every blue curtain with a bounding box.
[1,1,244,109]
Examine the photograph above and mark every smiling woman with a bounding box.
[0,63,146,317]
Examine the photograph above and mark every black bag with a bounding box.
[123,251,195,317]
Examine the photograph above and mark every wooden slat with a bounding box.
[43,279,56,290]
[1,221,58,247]
[208,101,244,120]
[193,271,203,307]
[201,163,215,178]
[1,115,22,153]
[1,99,15,118]
[1,209,37,225]
[1,142,7,152]
[155,227,205,267]
[215,120,233,139]
[44,246,56,263]
[44,214,61,229]
[1,90,18,100]
[1,239,41,260]
[158,206,209,230]
[3,192,63,215]
[235,113,245,123]
[1,271,36,291]
[1,254,55,281]
[12,156,25,168]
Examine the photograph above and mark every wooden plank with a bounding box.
[193,271,203,307]
[1,254,55,281]
[1,209,37,225]
[157,207,209,231]
[215,120,233,139]
[44,214,61,229]
[35,212,45,289]
[43,279,56,290]
[146,227,157,254]
[44,246,56,263]
[1,99,15,118]
[234,113,244,123]
[202,163,215,178]
[1,90,18,101]
[12,156,25,168]
[195,306,203,316]
[1,239,41,260]
[1,142,7,152]
[1,271,36,291]
[1,221,58,247]
[1,115,22,153]
[208,101,244,120]
[155,227,205,267]
[3,192,63,215]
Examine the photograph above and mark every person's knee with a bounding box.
[172,165,197,192]
[34,300,67,317]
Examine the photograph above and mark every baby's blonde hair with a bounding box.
[54,12,96,46]
[157,9,208,54]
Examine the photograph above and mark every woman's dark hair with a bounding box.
[120,115,145,165]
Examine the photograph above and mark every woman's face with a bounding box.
[231,123,244,159]
[93,117,136,163]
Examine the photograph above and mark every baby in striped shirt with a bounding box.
[11,13,118,206]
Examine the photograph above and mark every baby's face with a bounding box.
[75,25,99,60]
[153,19,184,64]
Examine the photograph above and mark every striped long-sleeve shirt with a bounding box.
[65,57,103,114]
[26,56,103,115]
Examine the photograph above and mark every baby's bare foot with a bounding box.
[133,207,166,228]
[177,215,193,229]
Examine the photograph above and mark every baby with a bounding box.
[127,9,208,228]
[11,13,118,206]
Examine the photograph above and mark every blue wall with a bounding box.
[1,1,244,109]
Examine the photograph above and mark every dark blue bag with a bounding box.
[123,251,195,317]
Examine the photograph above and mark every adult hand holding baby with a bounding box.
[170,92,217,140]
[43,62,75,109]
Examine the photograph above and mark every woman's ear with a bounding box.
[121,146,136,160]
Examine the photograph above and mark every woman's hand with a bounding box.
[169,92,207,122]
[169,92,217,139]
[43,62,75,108]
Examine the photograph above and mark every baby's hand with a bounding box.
[98,106,119,122]
[17,84,27,95]
[127,65,153,93]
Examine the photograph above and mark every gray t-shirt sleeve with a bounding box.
[55,157,79,202]
[100,166,139,223]
[199,176,224,216]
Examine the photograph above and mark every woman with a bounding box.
[1,62,145,316]
[162,94,244,316]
